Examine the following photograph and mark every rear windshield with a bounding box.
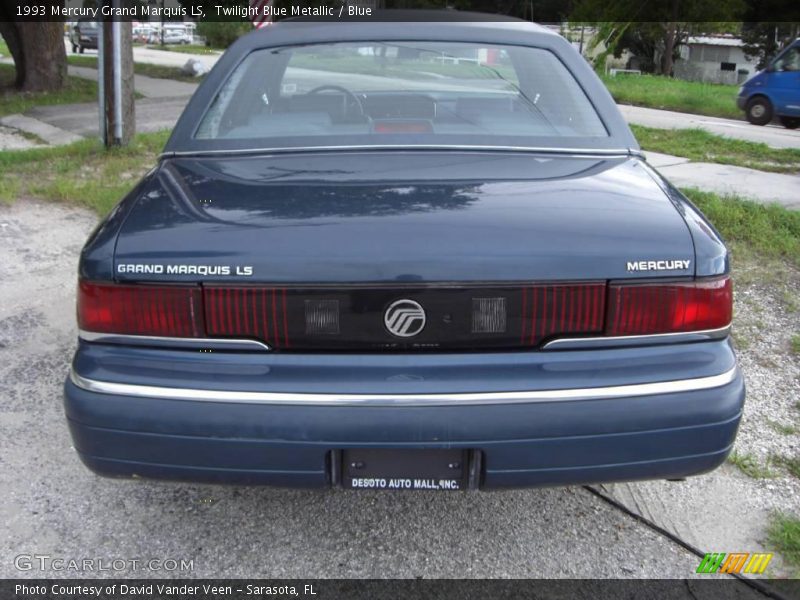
[195,41,608,147]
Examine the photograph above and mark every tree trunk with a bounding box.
[661,24,677,77]
[15,21,67,92]
[0,0,66,92]
[660,0,680,77]
[0,20,25,88]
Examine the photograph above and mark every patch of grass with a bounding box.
[728,451,777,479]
[791,334,800,355]
[67,55,201,83]
[12,127,46,145]
[601,73,741,119]
[634,125,800,174]
[768,513,800,576]
[681,188,800,268]
[146,44,219,55]
[0,63,98,118]
[767,420,799,436]
[0,131,170,214]
[731,330,751,351]
[783,290,799,313]
[773,455,800,478]
[0,36,9,57]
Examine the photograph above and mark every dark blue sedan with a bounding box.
[64,14,743,491]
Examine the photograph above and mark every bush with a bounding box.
[196,21,251,49]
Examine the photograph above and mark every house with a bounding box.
[674,36,760,85]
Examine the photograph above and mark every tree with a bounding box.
[0,1,67,92]
[739,0,800,69]
[574,0,745,75]
[741,22,800,70]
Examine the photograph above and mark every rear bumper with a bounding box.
[63,340,745,489]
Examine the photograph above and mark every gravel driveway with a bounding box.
[0,199,790,589]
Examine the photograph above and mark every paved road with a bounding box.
[620,105,800,150]
[68,64,198,98]
[0,198,777,588]
[25,97,187,138]
[65,39,221,70]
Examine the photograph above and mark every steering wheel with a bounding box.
[307,84,365,119]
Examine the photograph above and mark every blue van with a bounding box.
[737,39,800,128]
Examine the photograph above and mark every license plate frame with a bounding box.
[341,448,468,491]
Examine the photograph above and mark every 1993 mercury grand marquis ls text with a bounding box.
[63,14,744,491]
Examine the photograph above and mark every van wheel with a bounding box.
[79,45,85,54]
[780,116,800,129]
[745,97,772,126]
[71,43,77,53]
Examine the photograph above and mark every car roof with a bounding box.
[280,10,553,31]
[245,11,557,46]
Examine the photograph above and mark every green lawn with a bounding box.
[67,55,200,83]
[602,73,741,120]
[0,63,98,118]
[683,188,800,268]
[768,513,800,577]
[0,131,170,214]
[146,44,220,55]
[632,125,800,174]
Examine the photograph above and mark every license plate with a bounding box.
[342,448,467,491]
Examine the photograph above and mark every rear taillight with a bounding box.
[521,283,606,345]
[77,276,732,348]
[204,286,290,347]
[78,281,204,337]
[606,277,732,337]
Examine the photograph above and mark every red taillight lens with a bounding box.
[203,287,290,347]
[78,281,204,337]
[606,277,732,337]
[521,283,606,345]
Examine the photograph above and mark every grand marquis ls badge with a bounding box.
[384,299,426,338]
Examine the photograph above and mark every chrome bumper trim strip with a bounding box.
[541,326,731,350]
[78,330,271,352]
[70,366,738,407]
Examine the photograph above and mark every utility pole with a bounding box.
[101,0,135,146]
[97,16,106,145]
